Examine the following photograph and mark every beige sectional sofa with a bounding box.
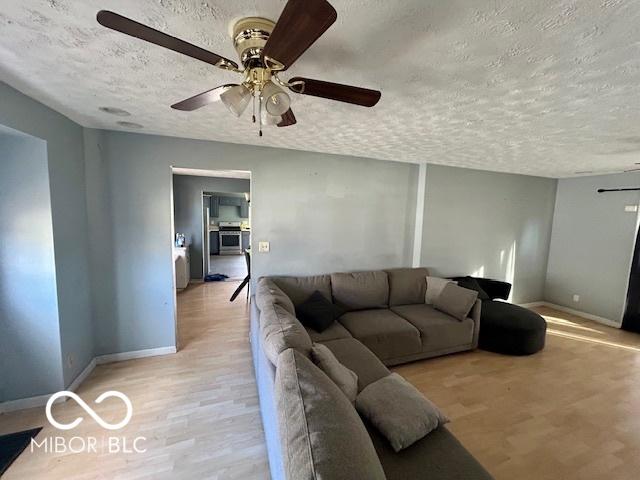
[250,267,492,480]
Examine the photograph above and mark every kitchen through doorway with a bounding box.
[204,191,251,281]
[171,168,252,349]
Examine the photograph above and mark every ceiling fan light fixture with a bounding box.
[261,80,291,116]
[220,84,252,117]
[261,109,283,126]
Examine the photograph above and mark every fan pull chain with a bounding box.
[252,92,256,124]
[258,94,263,137]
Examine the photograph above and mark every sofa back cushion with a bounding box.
[260,302,312,365]
[271,275,332,307]
[331,271,389,311]
[275,349,386,480]
[386,268,430,306]
[256,277,296,316]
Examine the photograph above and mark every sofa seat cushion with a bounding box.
[367,424,494,480]
[275,349,386,480]
[271,274,332,308]
[385,267,429,306]
[391,304,474,352]
[306,322,352,343]
[321,338,390,391]
[331,271,389,311]
[479,301,546,355]
[339,309,422,361]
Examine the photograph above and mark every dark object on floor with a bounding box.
[622,220,640,333]
[451,276,546,355]
[230,250,251,302]
[0,427,42,476]
[205,273,229,282]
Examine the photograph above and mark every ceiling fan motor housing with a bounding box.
[232,17,275,69]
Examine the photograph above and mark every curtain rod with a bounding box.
[597,187,640,193]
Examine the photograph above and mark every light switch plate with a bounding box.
[258,241,270,253]
[625,205,638,213]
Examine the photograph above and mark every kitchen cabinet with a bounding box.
[240,201,249,218]
[210,195,249,218]
[242,231,250,252]
[209,231,219,255]
[209,195,219,218]
[218,196,242,207]
[174,246,190,289]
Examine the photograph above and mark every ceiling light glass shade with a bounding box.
[261,109,282,126]
[220,84,252,117]
[261,80,291,116]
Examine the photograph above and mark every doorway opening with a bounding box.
[204,191,250,281]
[171,168,252,349]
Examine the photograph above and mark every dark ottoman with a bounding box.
[479,301,546,355]
[452,277,546,356]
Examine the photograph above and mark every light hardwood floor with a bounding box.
[2,285,640,480]
[395,305,640,480]
[1,281,269,480]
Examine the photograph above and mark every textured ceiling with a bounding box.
[1,0,640,177]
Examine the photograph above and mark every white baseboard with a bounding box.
[518,301,621,328]
[66,358,97,392]
[0,347,176,414]
[518,301,545,308]
[0,358,96,414]
[0,393,63,414]
[95,346,177,365]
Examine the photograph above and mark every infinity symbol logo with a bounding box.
[45,391,133,431]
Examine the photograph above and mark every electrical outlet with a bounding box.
[572,294,580,303]
[625,205,639,213]
[258,241,270,253]
[67,354,75,368]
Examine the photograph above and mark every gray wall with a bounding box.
[92,130,417,355]
[0,131,64,401]
[83,129,118,356]
[421,164,557,304]
[545,172,640,322]
[0,82,93,389]
[173,175,250,279]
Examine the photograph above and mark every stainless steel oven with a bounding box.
[219,221,243,255]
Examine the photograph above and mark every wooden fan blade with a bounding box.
[262,0,337,70]
[288,77,381,107]
[171,85,238,111]
[277,109,297,127]
[97,10,239,71]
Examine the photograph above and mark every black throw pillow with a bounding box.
[296,290,344,333]
[456,277,491,301]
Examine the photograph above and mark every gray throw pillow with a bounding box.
[311,343,358,403]
[433,283,479,321]
[425,276,454,305]
[356,373,449,452]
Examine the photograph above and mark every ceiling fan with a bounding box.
[96,0,381,136]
